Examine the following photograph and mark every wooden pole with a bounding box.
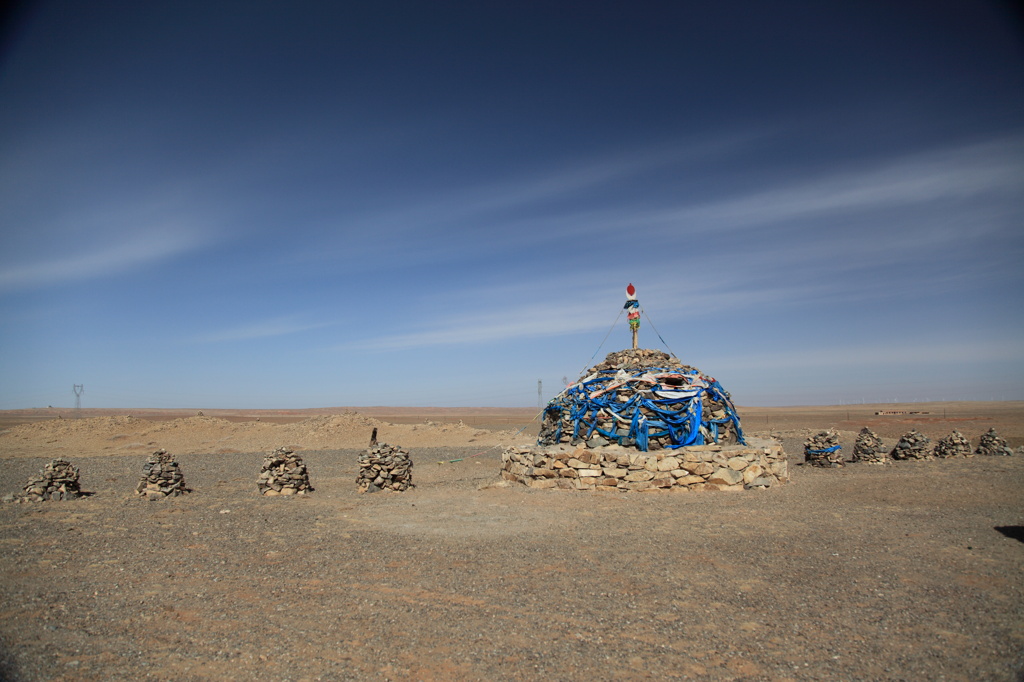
[626,283,639,350]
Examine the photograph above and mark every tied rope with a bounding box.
[642,308,678,360]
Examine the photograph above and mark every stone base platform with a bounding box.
[501,438,788,492]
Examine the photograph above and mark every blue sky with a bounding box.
[1,1,1022,409]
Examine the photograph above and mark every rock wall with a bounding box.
[501,437,787,492]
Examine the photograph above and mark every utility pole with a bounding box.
[73,384,84,417]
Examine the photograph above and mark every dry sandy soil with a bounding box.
[0,402,1022,680]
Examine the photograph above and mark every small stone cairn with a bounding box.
[974,428,1014,456]
[890,430,931,460]
[804,429,843,467]
[357,429,414,493]
[852,427,887,464]
[21,459,81,501]
[934,430,972,458]
[258,447,314,496]
[136,449,190,499]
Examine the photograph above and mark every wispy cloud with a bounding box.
[709,339,1024,371]
[295,130,767,256]
[469,133,1024,246]
[636,134,1024,232]
[339,306,602,351]
[191,315,336,343]
[0,227,208,292]
[306,131,1024,276]
[335,276,816,352]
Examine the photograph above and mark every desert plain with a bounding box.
[0,401,1021,680]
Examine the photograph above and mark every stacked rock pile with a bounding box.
[804,429,843,467]
[22,459,81,501]
[538,348,744,451]
[357,443,414,493]
[890,430,931,460]
[136,449,190,499]
[258,447,314,496]
[501,437,787,492]
[852,427,887,464]
[934,430,972,458]
[974,428,1014,456]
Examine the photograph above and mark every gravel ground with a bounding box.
[1,445,1022,681]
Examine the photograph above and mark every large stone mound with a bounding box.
[508,348,784,493]
[538,348,744,451]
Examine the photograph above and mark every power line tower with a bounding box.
[537,379,543,411]
[73,384,84,417]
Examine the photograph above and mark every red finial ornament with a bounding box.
[626,283,636,297]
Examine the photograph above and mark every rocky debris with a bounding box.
[538,348,744,451]
[852,427,887,464]
[136,449,190,499]
[974,428,1014,456]
[501,437,787,492]
[358,443,414,493]
[258,447,314,496]
[890,430,932,460]
[934,430,972,458]
[21,459,81,501]
[591,348,689,372]
[804,429,843,467]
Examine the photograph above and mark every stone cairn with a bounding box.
[21,459,81,501]
[538,349,745,451]
[136,449,190,499]
[852,427,887,464]
[974,428,1014,456]
[804,429,843,467]
[890,430,932,460]
[507,345,787,492]
[357,429,414,493]
[934,430,972,458]
[258,447,314,496]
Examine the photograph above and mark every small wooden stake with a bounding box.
[369,427,378,448]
